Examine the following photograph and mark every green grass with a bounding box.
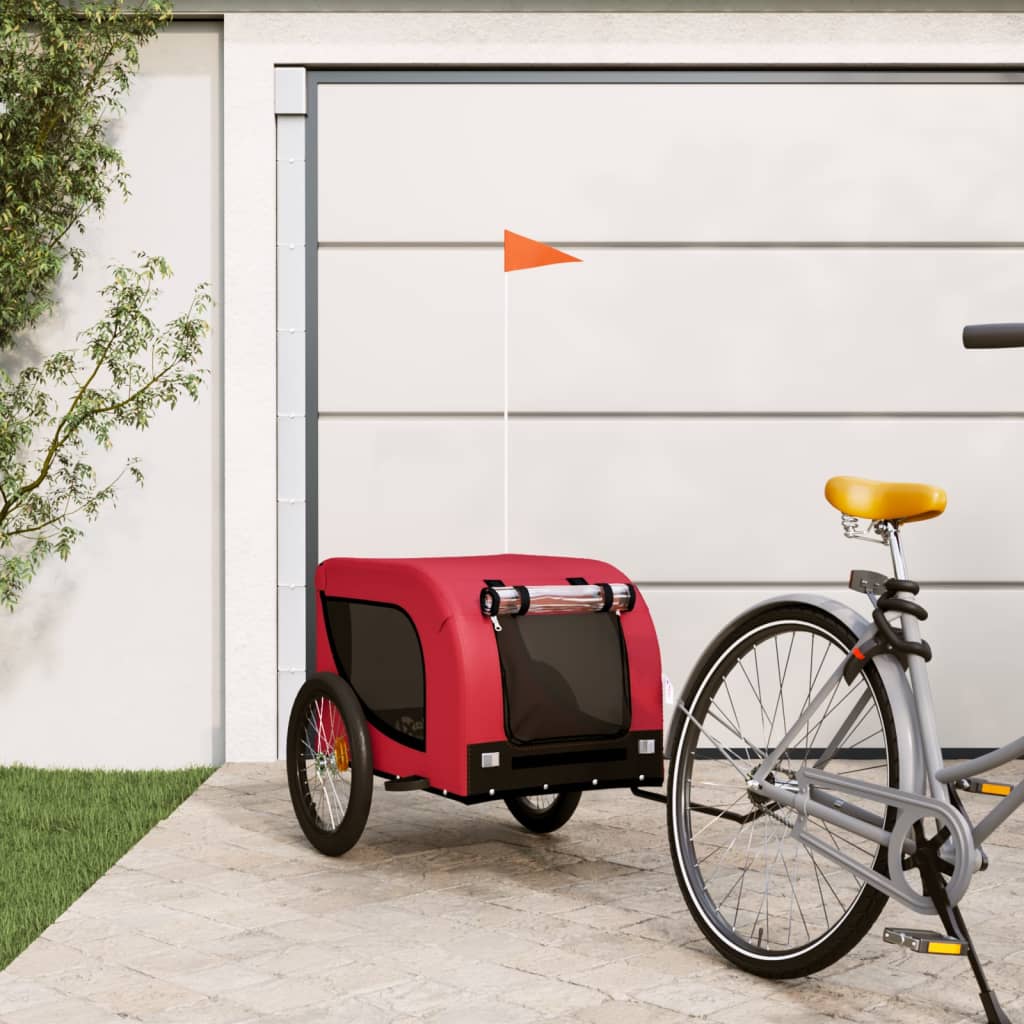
[0,764,215,970]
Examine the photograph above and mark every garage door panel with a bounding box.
[318,246,1024,413]
[317,418,503,558]
[318,247,502,412]
[318,83,1024,243]
[510,418,1024,581]
[512,248,1024,413]
[311,74,1024,745]
[647,586,1024,749]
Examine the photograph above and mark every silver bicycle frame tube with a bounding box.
[971,777,1024,844]
[882,527,1024,844]
[936,738,1024,782]
[935,738,1024,844]
[885,528,951,806]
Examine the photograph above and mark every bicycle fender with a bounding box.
[665,593,924,796]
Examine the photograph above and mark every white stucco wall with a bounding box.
[0,23,223,769]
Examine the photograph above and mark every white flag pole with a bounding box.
[503,272,510,553]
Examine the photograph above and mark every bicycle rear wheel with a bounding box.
[668,603,899,978]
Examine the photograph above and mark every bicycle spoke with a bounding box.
[765,635,795,757]
[736,649,771,749]
[806,846,833,928]
[703,705,768,762]
[681,710,755,780]
[730,822,760,929]
[815,817,874,859]
[793,635,838,754]
[721,677,748,757]
[696,811,748,877]
[813,692,874,768]
[691,793,750,840]
[803,681,863,757]
[837,759,887,777]
[780,838,811,944]
[296,694,352,832]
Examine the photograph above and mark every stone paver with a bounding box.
[1,760,1023,1022]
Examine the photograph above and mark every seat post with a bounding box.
[883,522,909,580]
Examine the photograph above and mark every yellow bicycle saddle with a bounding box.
[825,476,947,524]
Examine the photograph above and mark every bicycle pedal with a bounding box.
[956,778,1014,798]
[883,928,968,956]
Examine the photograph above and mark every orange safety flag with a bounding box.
[504,230,581,273]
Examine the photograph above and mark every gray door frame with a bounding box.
[274,65,1024,755]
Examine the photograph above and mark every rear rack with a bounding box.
[480,582,636,618]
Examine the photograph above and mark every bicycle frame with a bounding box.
[716,523,1024,913]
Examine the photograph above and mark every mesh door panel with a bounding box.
[496,613,629,744]
[323,597,426,748]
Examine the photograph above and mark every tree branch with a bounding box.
[5,469,127,539]
[2,323,119,519]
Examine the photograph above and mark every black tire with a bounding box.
[667,603,899,979]
[504,791,581,833]
[287,673,373,856]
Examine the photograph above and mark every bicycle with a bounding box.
[665,322,1024,1024]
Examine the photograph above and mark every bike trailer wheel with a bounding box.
[504,791,581,834]
[287,673,373,856]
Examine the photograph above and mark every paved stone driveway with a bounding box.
[2,761,1024,1023]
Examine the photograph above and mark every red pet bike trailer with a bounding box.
[286,554,663,855]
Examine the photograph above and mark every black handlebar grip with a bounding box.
[963,323,1024,349]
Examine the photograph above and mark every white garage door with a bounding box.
[307,71,1024,751]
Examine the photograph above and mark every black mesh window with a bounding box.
[496,613,629,744]
[322,597,426,749]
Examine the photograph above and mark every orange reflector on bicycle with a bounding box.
[852,647,865,661]
[980,782,1012,797]
[926,941,963,955]
[334,736,350,773]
